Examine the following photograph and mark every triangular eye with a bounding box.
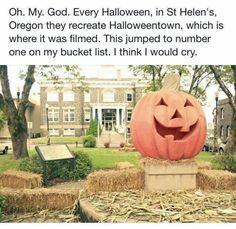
[184,99,194,107]
[157,98,168,106]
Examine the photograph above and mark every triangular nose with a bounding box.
[171,110,182,119]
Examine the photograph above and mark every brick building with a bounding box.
[217,98,232,142]
[39,66,147,137]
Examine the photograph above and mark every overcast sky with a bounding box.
[4,65,234,125]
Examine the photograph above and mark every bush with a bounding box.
[18,151,93,181]
[86,119,102,137]
[0,195,6,222]
[104,142,110,148]
[120,142,125,148]
[212,153,236,172]
[82,135,96,148]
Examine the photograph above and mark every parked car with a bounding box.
[0,146,9,155]
[203,136,226,154]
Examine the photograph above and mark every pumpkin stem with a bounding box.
[162,73,180,91]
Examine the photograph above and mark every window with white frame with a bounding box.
[63,128,75,136]
[49,128,59,136]
[84,92,90,102]
[47,91,59,102]
[84,109,91,122]
[127,109,132,122]
[63,109,75,122]
[63,90,75,101]
[126,93,133,102]
[48,108,59,122]
[220,126,224,138]
[103,91,114,102]
[220,108,224,119]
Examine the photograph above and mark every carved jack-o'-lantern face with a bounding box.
[130,90,206,160]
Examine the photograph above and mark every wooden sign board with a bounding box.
[35,145,74,161]
[35,144,75,186]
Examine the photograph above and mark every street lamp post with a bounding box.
[45,104,50,145]
[213,91,219,153]
[16,86,20,105]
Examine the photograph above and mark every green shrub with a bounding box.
[18,151,93,181]
[212,153,236,172]
[0,195,6,222]
[104,142,110,148]
[82,135,96,148]
[18,154,43,174]
[86,119,102,137]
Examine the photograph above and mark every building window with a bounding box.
[126,93,133,102]
[63,128,75,136]
[127,109,132,122]
[220,108,224,119]
[226,125,231,138]
[103,91,114,102]
[47,91,59,102]
[63,91,74,101]
[49,128,59,136]
[63,109,75,122]
[84,109,91,123]
[48,108,59,122]
[220,126,224,138]
[84,92,90,102]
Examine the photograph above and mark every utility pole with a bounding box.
[97,89,100,146]
[46,104,50,145]
[213,91,219,153]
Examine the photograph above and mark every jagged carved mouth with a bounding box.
[154,118,198,140]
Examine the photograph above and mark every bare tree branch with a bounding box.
[0,65,17,114]
[19,65,35,114]
[209,65,236,113]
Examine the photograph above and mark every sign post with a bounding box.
[35,144,76,186]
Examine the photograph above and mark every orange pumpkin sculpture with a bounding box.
[130,74,206,161]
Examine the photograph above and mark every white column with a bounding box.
[92,107,96,119]
[122,108,125,128]
[116,108,120,128]
[98,108,102,124]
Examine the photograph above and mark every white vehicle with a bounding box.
[203,136,226,154]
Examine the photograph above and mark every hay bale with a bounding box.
[196,161,212,170]
[140,157,196,166]
[0,170,42,189]
[86,168,144,193]
[0,187,79,213]
[113,162,134,170]
[197,169,236,190]
[119,144,137,152]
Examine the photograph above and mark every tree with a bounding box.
[129,65,213,104]
[0,111,6,130]
[0,65,84,159]
[209,65,236,154]
[86,119,102,137]
[129,65,167,91]
[0,65,35,159]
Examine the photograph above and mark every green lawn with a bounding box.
[0,148,214,174]
[74,147,140,169]
[195,151,214,162]
[0,154,22,173]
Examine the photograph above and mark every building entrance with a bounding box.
[102,109,116,130]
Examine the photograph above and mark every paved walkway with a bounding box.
[97,130,125,147]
